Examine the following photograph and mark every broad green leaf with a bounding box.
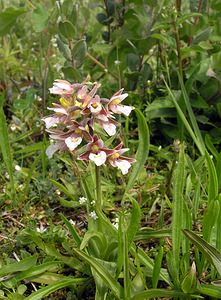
[72,40,87,68]
[57,36,71,61]
[0,95,15,201]
[58,20,76,39]
[25,278,86,300]
[183,229,221,276]
[32,5,49,32]
[0,256,37,277]
[124,109,149,196]
[0,7,26,36]
[72,248,122,299]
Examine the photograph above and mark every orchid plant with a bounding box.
[43,79,135,175]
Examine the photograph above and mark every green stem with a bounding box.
[95,165,102,210]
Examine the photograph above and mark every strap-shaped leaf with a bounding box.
[183,229,221,276]
[124,109,149,196]
[72,248,122,299]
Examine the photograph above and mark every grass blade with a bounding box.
[0,94,15,202]
[183,229,221,276]
[25,278,86,300]
[172,142,185,284]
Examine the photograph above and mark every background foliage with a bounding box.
[1,0,221,299]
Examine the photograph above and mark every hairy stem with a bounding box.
[95,165,102,210]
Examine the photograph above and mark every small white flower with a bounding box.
[5,172,9,180]
[15,165,21,171]
[158,145,162,151]
[112,218,119,229]
[79,196,87,204]
[69,219,76,226]
[210,155,213,159]
[10,124,17,131]
[36,225,47,233]
[89,151,107,166]
[89,211,98,220]
[90,200,95,206]
[114,60,121,65]
[55,189,61,195]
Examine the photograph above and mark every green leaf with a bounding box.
[127,199,141,247]
[0,256,37,278]
[0,95,15,202]
[135,248,171,285]
[131,288,198,300]
[164,80,205,155]
[58,20,76,39]
[198,284,221,298]
[183,229,221,276]
[14,261,61,282]
[57,36,71,61]
[124,109,149,196]
[50,179,76,201]
[60,213,81,247]
[72,248,122,299]
[25,278,86,300]
[72,39,87,68]
[152,247,164,289]
[134,228,171,241]
[32,5,49,32]
[172,143,185,283]
[205,151,218,203]
[181,264,197,293]
[0,7,26,36]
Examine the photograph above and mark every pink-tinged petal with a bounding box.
[89,151,107,166]
[77,86,88,100]
[42,116,59,129]
[96,114,109,122]
[65,136,82,151]
[111,104,134,116]
[115,159,132,175]
[49,87,63,94]
[102,122,116,136]
[110,92,128,103]
[49,80,74,95]
[46,143,60,158]
[47,107,68,115]
[78,151,90,161]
